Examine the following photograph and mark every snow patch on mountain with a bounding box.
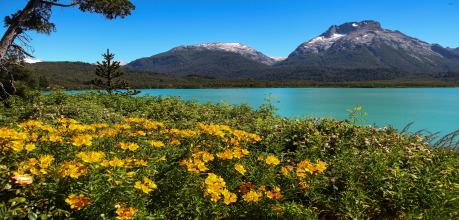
[23,57,44,63]
[168,42,277,65]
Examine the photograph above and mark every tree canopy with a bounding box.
[0,0,135,99]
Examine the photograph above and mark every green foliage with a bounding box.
[346,104,367,124]
[91,49,140,96]
[259,92,280,118]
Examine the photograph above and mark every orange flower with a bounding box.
[65,194,91,210]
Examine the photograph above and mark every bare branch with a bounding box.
[10,44,34,58]
[39,1,78,7]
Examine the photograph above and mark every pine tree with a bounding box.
[91,49,140,96]
[39,74,49,88]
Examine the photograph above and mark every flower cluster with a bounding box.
[180,158,208,173]
[216,147,249,160]
[134,177,157,194]
[59,160,88,178]
[259,155,280,166]
[117,142,140,151]
[65,194,91,210]
[75,151,106,163]
[116,206,138,220]
[204,173,237,205]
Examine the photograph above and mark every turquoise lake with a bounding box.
[126,88,459,136]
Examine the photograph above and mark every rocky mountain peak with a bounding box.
[168,42,277,65]
[289,20,441,58]
[321,20,382,38]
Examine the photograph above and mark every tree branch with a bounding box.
[39,1,78,7]
[10,44,34,58]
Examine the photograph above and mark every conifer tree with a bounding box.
[91,49,139,96]
[39,74,50,88]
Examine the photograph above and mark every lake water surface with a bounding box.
[131,88,459,135]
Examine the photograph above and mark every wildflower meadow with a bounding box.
[0,89,458,219]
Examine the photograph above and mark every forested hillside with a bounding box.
[25,61,459,90]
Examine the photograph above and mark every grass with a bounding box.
[0,89,458,219]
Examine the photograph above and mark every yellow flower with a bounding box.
[135,159,148,166]
[59,160,87,179]
[148,140,165,148]
[25,143,36,152]
[70,135,92,147]
[234,164,246,175]
[29,167,39,175]
[265,155,280,166]
[315,160,327,173]
[100,160,110,166]
[266,187,283,200]
[125,172,135,177]
[135,130,146,136]
[65,194,91,210]
[38,155,54,169]
[299,181,309,189]
[202,152,214,162]
[258,185,266,191]
[9,141,24,152]
[117,142,129,150]
[222,189,237,205]
[48,134,63,143]
[134,177,157,194]
[109,157,125,167]
[76,151,106,163]
[281,167,289,176]
[257,156,264,161]
[242,190,263,202]
[127,142,139,151]
[216,149,233,160]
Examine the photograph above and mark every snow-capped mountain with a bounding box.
[24,57,44,63]
[290,20,438,56]
[278,20,459,72]
[168,42,277,65]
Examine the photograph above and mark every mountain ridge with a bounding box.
[125,20,459,75]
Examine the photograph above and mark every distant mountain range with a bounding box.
[124,20,459,77]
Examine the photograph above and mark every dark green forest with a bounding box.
[19,61,459,90]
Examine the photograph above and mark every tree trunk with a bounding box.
[0,0,41,61]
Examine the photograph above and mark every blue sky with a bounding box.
[1,0,459,63]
